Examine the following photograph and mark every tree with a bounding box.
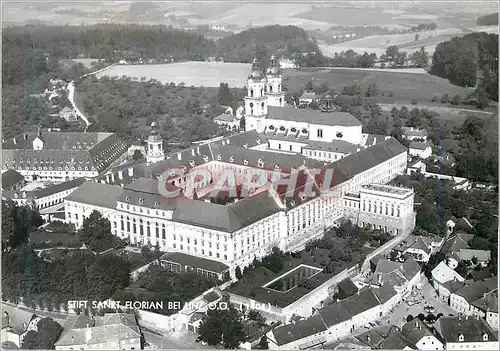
[406,315,415,322]
[2,200,43,252]
[79,210,121,252]
[248,310,265,325]
[259,336,269,349]
[417,313,426,321]
[440,94,449,103]
[21,317,63,349]
[198,303,245,349]
[132,149,144,160]
[217,82,235,108]
[385,46,399,62]
[415,34,420,41]
[235,266,243,279]
[451,94,461,105]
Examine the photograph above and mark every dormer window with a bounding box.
[458,334,464,342]
[139,198,144,204]
[301,128,308,134]
[279,126,286,131]
[483,332,488,341]
[125,197,130,202]
[269,125,275,130]
[291,127,297,133]
[336,132,343,138]
[154,202,159,207]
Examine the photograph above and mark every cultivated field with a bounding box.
[283,68,474,105]
[96,62,251,87]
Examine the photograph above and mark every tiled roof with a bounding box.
[65,181,124,209]
[215,130,267,149]
[318,288,380,327]
[214,113,237,122]
[402,127,428,138]
[440,233,474,256]
[300,91,317,100]
[361,134,390,148]
[324,138,407,186]
[442,280,466,294]
[431,261,465,284]
[160,252,229,274]
[267,106,361,127]
[1,169,24,189]
[378,328,416,350]
[458,249,491,262]
[337,278,359,297]
[372,284,398,304]
[117,178,178,211]
[434,316,498,343]
[271,315,327,346]
[2,132,112,150]
[1,303,37,335]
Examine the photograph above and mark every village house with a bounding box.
[299,91,317,106]
[457,249,491,267]
[408,141,432,159]
[391,235,444,263]
[401,318,444,350]
[431,261,466,301]
[55,313,141,350]
[367,258,422,296]
[401,127,428,142]
[440,232,475,269]
[1,305,42,348]
[433,315,498,350]
[266,315,328,350]
[449,276,498,316]
[59,106,78,123]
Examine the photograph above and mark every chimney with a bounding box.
[3,311,9,324]
[378,273,383,285]
[128,167,134,177]
[357,148,361,152]
[367,335,371,343]
[191,149,195,156]
[13,137,16,145]
[23,133,27,140]
[197,147,200,155]
[177,152,182,161]
[118,170,123,180]
[465,315,468,320]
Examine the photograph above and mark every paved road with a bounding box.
[143,328,210,350]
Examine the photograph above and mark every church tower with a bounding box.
[244,58,268,133]
[265,55,285,108]
[146,121,165,164]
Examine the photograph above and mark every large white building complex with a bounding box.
[61,56,415,279]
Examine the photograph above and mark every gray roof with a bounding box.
[172,190,281,232]
[379,328,416,350]
[213,130,267,149]
[371,284,398,304]
[362,134,389,148]
[55,313,140,347]
[117,178,178,211]
[402,127,428,138]
[454,276,498,303]
[1,170,24,189]
[214,112,237,122]
[319,288,381,327]
[1,304,38,335]
[434,316,498,343]
[470,290,498,313]
[324,138,407,187]
[401,318,435,345]
[458,249,491,262]
[300,91,317,100]
[337,278,358,297]
[160,252,229,274]
[2,132,128,174]
[354,325,398,348]
[65,181,124,209]
[442,280,466,294]
[4,178,86,201]
[302,139,358,154]
[272,315,327,346]
[440,233,474,255]
[409,141,431,150]
[267,106,361,127]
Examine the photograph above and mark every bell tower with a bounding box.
[266,55,285,108]
[146,121,165,164]
[244,58,268,133]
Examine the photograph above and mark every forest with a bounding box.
[430,32,498,102]
[477,13,498,26]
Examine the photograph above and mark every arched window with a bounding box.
[278,84,281,91]
[397,208,401,217]
[269,85,273,93]
[250,90,254,97]
[261,102,265,108]
[279,98,283,104]
[249,102,254,108]
[385,206,388,215]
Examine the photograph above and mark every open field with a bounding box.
[319,25,498,57]
[96,62,250,87]
[283,68,474,104]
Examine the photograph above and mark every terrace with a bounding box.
[263,264,323,293]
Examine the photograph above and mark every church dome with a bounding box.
[266,55,281,76]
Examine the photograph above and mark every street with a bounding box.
[378,277,457,327]
[143,328,210,349]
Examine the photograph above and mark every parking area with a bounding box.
[378,277,457,327]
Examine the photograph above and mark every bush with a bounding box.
[388,92,394,97]
[431,95,438,102]
[406,314,414,322]
[411,99,418,105]
[440,94,449,103]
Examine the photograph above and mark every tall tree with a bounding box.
[217,82,235,108]
[21,318,63,349]
[198,302,246,349]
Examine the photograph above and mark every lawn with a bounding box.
[96,62,251,88]
[30,223,81,249]
[283,68,473,105]
[228,226,375,308]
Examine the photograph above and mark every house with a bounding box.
[432,153,456,167]
[449,276,498,316]
[55,313,141,350]
[439,279,466,305]
[440,232,475,269]
[378,327,416,350]
[431,261,466,300]
[470,289,498,330]
[59,106,77,122]
[214,111,240,131]
[433,315,498,350]
[457,249,491,267]
[408,141,432,159]
[401,318,444,350]
[278,57,297,69]
[160,252,231,281]
[1,305,42,348]
[407,159,426,175]
[1,169,26,191]
[266,315,327,350]
[299,91,317,105]
[368,258,422,295]
[351,325,397,349]
[401,127,428,142]
[334,278,359,300]
[392,235,444,263]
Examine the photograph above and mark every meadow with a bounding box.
[283,68,474,105]
[96,62,250,88]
